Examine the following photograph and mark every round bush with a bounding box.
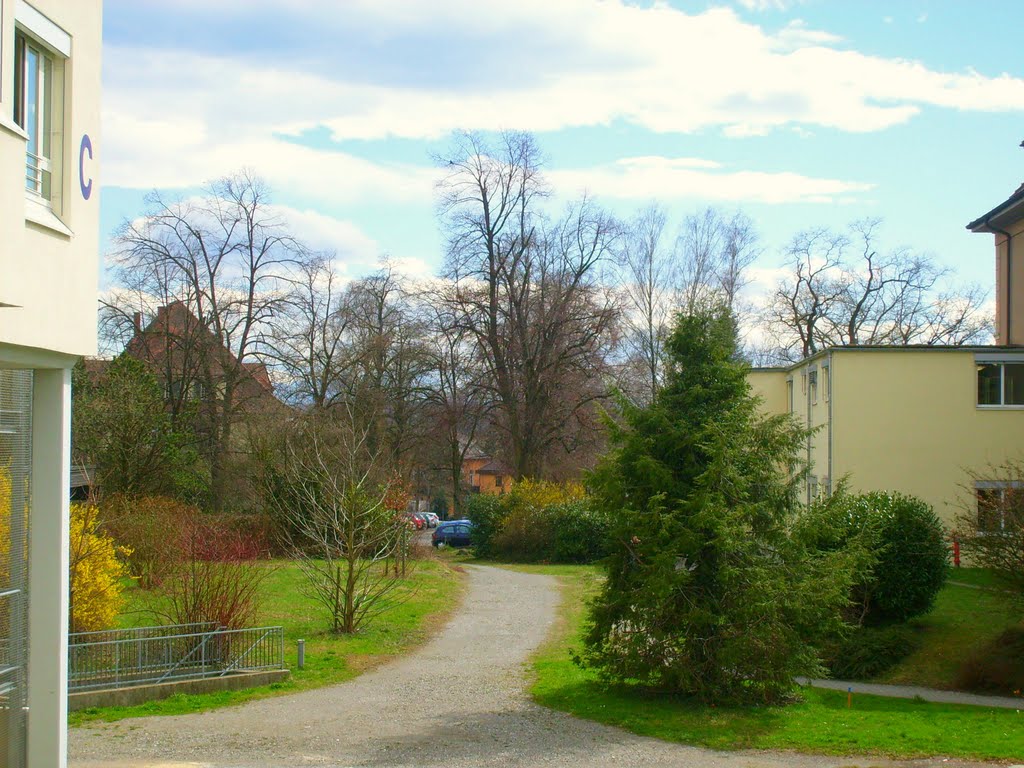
[862,492,948,623]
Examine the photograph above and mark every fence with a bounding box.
[68,623,284,692]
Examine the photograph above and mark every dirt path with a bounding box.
[70,565,993,768]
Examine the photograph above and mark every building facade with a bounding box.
[0,1,102,766]
[749,346,1024,528]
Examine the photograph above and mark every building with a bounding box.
[462,451,513,496]
[0,1,103,766]
[968,181,1024,345]
[750,174,1024,532]
[748,346,1024,527]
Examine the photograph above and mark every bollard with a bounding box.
[297,639,305,670]
[847,686,852,708]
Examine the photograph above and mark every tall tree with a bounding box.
[437,131,620,479]
[764,219,992,363]
[104,172,302,510]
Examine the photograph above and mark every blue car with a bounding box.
[432,520,473,548]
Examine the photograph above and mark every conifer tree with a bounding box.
[583,308,857,704]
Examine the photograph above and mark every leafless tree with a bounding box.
[677,207,760,316]
[266,253,355,409]
[616,204,675,404]
[763,219,992,363]
[437,131,620,478]
[268,412,409,634]
[105,172,302,510]
[421,291,491,518]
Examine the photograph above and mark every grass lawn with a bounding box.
[521,563,1024,762]
[876,568,1021,690]
[70,556,464,725]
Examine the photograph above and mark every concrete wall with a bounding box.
[0,0,103,357]
[68,670,291,712]
[751,349,1024,529]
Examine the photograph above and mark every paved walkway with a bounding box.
[799,677,1024,709]
[71,566,997,768]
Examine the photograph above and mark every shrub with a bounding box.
[824,624,919,680]
[102,495,194,588]
[800,489,948,626]
[69,502,131,632]
[159,513,269,629]
[466,480,606,563]
[955,626,1024,695]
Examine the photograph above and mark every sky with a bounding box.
[98,0,1024,301]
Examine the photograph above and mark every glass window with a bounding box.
[786,379,793,413]
[809,370,818,405]
[1004,363,1024,405]
[13,28,64,208]
[977,488,1002,532]
[977,363,1003,405]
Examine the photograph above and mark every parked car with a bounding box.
[402,512,425,530]
[432,520,473,548]
[422,512,440,528]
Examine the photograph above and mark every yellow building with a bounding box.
[749,346,1024,528]
[1,1,103,766]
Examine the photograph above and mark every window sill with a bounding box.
[976,404,1024,410]
[0,113,28,141]
[25,197,73,238]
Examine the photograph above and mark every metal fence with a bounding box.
[68,623,284,692]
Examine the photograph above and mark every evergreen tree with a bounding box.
[583,308,858,704]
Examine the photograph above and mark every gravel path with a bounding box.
[799,677,1024,710]
[70,565,995,768]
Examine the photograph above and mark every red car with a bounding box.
[402,512,425,530]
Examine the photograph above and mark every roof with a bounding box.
[967,181,1024,233]
[750,344,1024,374]
[476,460,512,475]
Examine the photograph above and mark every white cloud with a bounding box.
[548,156,874,205]
[736,0,800,11]
[101,2,1024,199]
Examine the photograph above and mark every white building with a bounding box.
[0,1,102,766]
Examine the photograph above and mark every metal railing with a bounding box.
[68,623,284,692]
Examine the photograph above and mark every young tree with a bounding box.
[583,308,858,704]
[438,131,620,478]
[265,413,408,634]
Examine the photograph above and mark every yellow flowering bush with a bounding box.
[69,502,131,633]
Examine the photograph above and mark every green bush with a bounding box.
[955,626,1024,695]
[465,483,609,563]
[800,489,948,626]
[824,624,919,680]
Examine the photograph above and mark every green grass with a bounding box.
[69,557,464,725]
[876,568,1021,690]
[522,563,1024,762]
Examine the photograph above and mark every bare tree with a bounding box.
[764,219,992,363]
[421,292,491,519]
[437,131,620,478]
[617,204,675,404]
[266,253,355,409]
[105,172,302,509]
[268,413,409,634]
[677,207,760,316]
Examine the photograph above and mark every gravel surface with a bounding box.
[70,565,995,768]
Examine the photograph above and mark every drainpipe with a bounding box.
[989,221,1014,345]
[827,350,833,496]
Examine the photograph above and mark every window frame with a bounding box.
[975,353,1024,409]
[12,2,70,216]
[975,481,1024,534]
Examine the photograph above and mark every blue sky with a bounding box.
[98,0,1024,299]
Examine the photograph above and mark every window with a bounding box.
[822,366,830,402]
[786,378,794,413]
[809,369,818,405]
[977,362,1024,406]
[12,5,70,213]
[976,484,1024,533]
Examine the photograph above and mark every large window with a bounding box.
[13,31,54,199]
[977,362,1024,406]
[12,4,70,214]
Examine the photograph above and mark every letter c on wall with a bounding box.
[79,134,93,200]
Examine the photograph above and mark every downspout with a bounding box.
[989,221,1014,345]
[827,350,833,495]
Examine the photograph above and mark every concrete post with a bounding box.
[27,367,71,768]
